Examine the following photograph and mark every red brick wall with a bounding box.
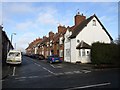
[58,25,66,33]
[74,14,86,26]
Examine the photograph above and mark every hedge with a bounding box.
[91,42,120,65]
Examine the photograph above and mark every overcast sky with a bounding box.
[0,1,119,52]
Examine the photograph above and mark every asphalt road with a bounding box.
[2,56,120,89]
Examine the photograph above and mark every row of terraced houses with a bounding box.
[26,12,113,63]
[25,24,66,60]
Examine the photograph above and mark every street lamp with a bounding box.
[11,33,16,45]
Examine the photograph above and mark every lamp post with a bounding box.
[11,33,16,45]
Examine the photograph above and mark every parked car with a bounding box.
[47,55,62,63]
[30,54,36,58]
[38,54,45,60]
[6,50,22,64]
[30,54,45,60]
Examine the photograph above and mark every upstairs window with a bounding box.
[50,40,53,46]
[59,37,63,44]
[59,50,63,57]
[77,40,80,43]
[93,20,96,26]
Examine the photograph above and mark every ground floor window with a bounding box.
[59,50,63,57]
[79,49,90,57]
[66,49,70,57]
[86,50,90,56]
[82,49,85,56]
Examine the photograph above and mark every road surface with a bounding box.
[2,56,120,89]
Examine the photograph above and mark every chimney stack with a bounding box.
[49,31,54,40]
[74,12,86,26]
[58,25,66,33]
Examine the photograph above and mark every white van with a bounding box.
[6,50,22,64]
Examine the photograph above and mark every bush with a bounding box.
[91,42,120,66]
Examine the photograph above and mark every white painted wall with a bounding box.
[64,16,112,63]
[74,17,111,63]
[64,29,71,62]
[64,42,70,62]
[76,17,111,46]
[70,38,76,63]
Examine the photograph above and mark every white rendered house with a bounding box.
[64,13,113,63]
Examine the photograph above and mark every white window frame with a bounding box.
[50,40,53,46]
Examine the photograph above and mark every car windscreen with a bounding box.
[9,52,20,57]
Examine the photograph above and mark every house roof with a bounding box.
[69,14,113,41]
[76,41,91,49]
[39,37,48,46]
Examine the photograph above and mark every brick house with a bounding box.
[41,36,48,58]
[57,25,67,60]
[53,33,60,55]
[26,38,42,55]
[26,25,67,60]
[48,31,54,56]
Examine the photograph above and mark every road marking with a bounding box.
[50,64,55,68]
[15,75,53,80]
[81,70,91,73]
[42,67,55,75]
[34,63,41,67]
[64,72,74,75]
[50,64,63,68]
[64,82,111,90]
[73,71,82,74]
[15,77,27,79]
[12,67,16,76]
[55,73,64,75]
[57,65,62,68]
[34,62,55,75]
[28,76,39,78]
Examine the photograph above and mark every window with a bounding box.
[77,40,80,43]
[87,51,90,56]
[59,50,63,57]
[9,52,20,57]
[82,49,85,56]
[66,49,70,57]
[50,40,53,46]
[93,20,96,26]
[47,42,49,47]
